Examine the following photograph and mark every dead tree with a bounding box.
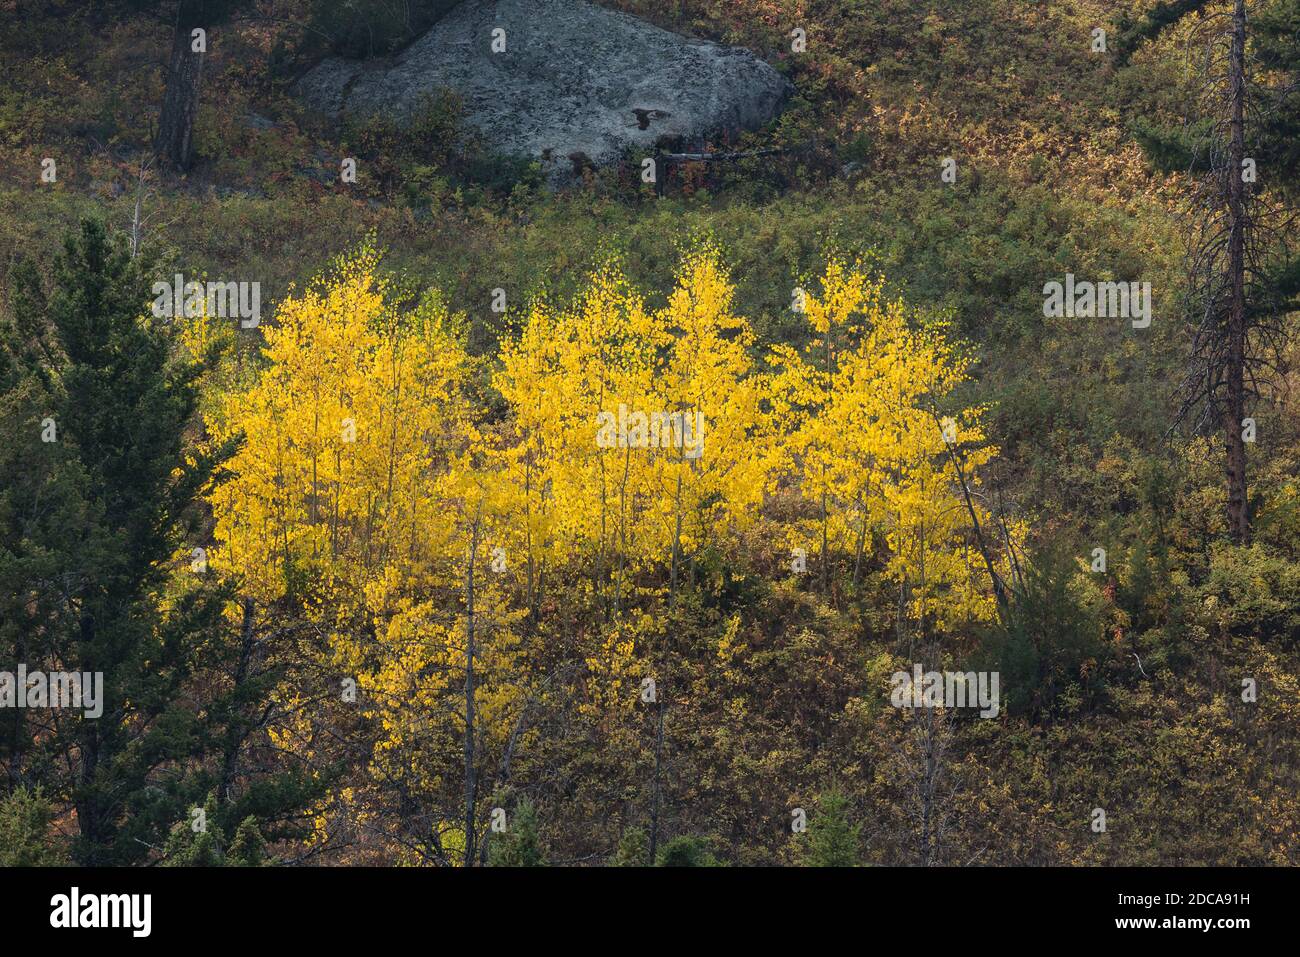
[1125,0,1296,543]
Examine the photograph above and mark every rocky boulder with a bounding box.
[295,0,792,180]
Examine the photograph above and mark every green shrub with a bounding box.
[656,835,720,867]
[0,787,68,866]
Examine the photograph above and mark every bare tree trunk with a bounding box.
[669,471,682,605]
[931,406,1010,623]
[1224,0,1251,544]
[821,327,834,597]
[852,503,868,588]
[919,707,935,867]
[73,613,106,862]
[463,508,483,867]
[129,156,151,258]
[156,14,205,172]
[647,701,664,865]
[821,487,830,595]
[218,596,256,805]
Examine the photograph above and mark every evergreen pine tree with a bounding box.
[610,828,649,867]
[488,800,546,866]
[803,791,862,867]
[2,221,241,863]
[226,816,267,867]
[0,787,68,866]
[655,835,719,867]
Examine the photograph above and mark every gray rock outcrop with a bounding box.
[295,0,792,180]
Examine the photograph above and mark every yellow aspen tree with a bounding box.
[770,257,1012,629]
[649,247,776,601]
[207,249,523,863]
[494,251,778,713]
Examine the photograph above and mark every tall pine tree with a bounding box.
[0,221,316,863]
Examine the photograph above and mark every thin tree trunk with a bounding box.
[1224,0,1250,544]
[648,701,664,865]
[920,707,935,867]
[463,508,482,867]
[821,487,830,595]
[852,503,868,588]
[669,470,682,606]
[74,612,105,862]
[218,596,256,805]
[931,406,1009,623]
